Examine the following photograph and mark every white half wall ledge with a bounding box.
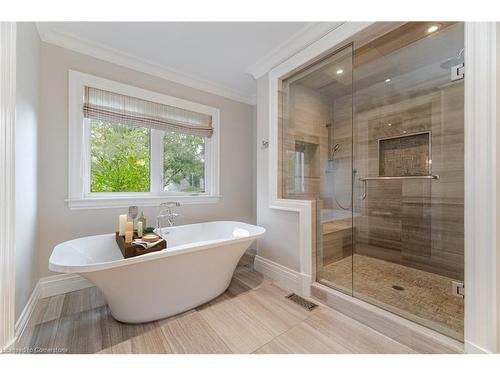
[35,26,256,106]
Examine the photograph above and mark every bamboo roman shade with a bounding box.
[83,86,213,137]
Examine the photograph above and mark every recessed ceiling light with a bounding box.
[336,69,344,75]
[385,78,391,83]
[427,25,439,33]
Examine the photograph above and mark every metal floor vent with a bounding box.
[286,293,318,311]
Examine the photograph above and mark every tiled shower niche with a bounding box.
[378,132,431,177]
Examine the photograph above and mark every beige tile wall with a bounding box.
[353,84,464,280]
[280,69,464,281]
[280,23,464,283]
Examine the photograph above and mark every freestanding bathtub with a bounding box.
[49,221,265,323]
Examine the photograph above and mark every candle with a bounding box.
[125,221,133,243]
[137,221,143,238]
[119,214,127,236]
[125,231,133,243]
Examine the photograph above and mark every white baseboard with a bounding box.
[38,273,93,299]
[2,336,17,352]
[254,255,311,296]
[465,340,493,354]
[14,282,41,339]
[13,273,93,342]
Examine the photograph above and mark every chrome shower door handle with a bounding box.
[360,179,367,200]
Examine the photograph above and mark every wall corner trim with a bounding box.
[0,22,17,351]
[464,21,498,354]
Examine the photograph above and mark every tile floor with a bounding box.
[11,262,462,354]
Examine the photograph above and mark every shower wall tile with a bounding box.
[281,84,331,199]
[280,47,464,281]
[353,83,464,280]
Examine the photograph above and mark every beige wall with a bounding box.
[38,43,255,278]
[15,22,41,319]
[256,74,301,271]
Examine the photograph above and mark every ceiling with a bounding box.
[36,22,343,104]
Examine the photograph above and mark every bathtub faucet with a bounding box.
[156,202,181,231]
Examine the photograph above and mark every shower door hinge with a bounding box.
[452,281,465,299]
[451,63,464,81]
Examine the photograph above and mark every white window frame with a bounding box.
[67,70,220,209]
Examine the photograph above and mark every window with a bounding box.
[68,71,220,209]
[90,120,151,193]
[163,132,205,193]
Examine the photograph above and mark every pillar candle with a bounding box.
[125,221,133,243]
[119,214,127,236]
[125,231,133,243]
[137,221,143,238]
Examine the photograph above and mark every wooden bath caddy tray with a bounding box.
[115,232,166,258]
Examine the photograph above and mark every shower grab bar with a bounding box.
[359,175,439,181]
[359,175,440,200]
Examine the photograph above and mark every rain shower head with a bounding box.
[440,48,464,70]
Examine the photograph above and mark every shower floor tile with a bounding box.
[318,254,464,340]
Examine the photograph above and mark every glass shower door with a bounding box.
[315,46,354,295]
[279,45,354,295]
[352,22,465,340]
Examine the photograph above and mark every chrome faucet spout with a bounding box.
[156,202,181,233]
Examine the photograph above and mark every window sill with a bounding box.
[66,194,221,210]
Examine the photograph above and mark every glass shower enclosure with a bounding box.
[280,22,464,340]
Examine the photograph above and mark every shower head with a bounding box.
[329,143,341,162]
[440,48,464,70]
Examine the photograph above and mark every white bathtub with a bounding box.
[49,221,265,323]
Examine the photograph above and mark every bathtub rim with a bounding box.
[49,220,265,274]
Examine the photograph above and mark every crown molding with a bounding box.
[35,24,256,105]
[245,22,345,79]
